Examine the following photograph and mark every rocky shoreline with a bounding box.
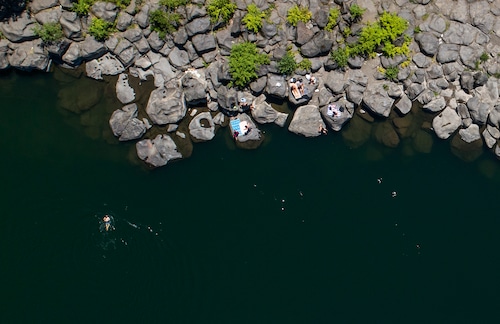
[1,0,500,167]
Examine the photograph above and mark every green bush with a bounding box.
[297,58,312,71]
[33,22,64,43]
[349,4,366,21]
[207,0,237,24]
[349,11,409,58]
[229,41,270,88]
[88,18,114,41]
[242,4,265,33]
[71,0,95,16]
[384,66,399,81]
[325,8,340,32]
[331,47,349,68]
[286,5,311,27]
[110,0,131,8]
[150,9,180,38]
[480,52,489,62]
[159,0,189,10]
[278,51,297,75]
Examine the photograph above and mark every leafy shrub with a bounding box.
[159,0,188,10]
[331,47,349,68]
[480,52,489,62]
[349,4,366,21]
[384,66,399,81]
[229,41,270,88]
[207,0,237,24]
[110,0,131,9]
[150,9,180,38]
[349,11,409,58]
[242,4,265,33]
[297,58,312,71]
[278,51,297,75]
[286,5,311,27]
[33,22,64,43]
[71,0,95,16]
[88,18,114,41]
[325,8,340,32]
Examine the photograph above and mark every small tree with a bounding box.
[286,5,311,27]
[207,0,237,24]
[33,22,64,44]
[242,4,265,33]
[88,18,114,41]
[229,41,270,88]
[278,51,297,75]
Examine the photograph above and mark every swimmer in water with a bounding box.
[103,214,112,231]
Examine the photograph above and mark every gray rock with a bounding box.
[146,87,186,125]
[449,0,469,23]
[406,83,425,100]
[44,38,71,57]
[181,69,207,105]
[185,16,211,36]
[85,53,125,80]
[265,74,287,99]
[168,47,190,69]
[116,12,133,31]
[91,1,118,23]
[250,76,267,94]
[147,31,165,51]
[231,113,263,147]
[488,105,500,128]
[412,52,431,68]
[189,111,215,141]
[324,70,347,94]
[300,31,333,58]
[436,44,460,64]
[288,105,324,137]
[321,97,354,132]
[116,73,135,104]
[482,127,497,148]
[432,107,461,139]
[34,7,62,25]
[109,103,147,141]
[426,64,444,79]
[132,36,150,54]
[459,43,484,69]
[459,123,481,143]
[296,21,314,45]
[62,41,82,66]
[251,94,288,126]
[136,134,182,167]
[0,12,37,42]
[261,21,277,39]
[346,83,365,105]
[362,81,395,117]
[59,11,83,41]
[467,96,490,125]
[442,22,476,45]
[191,34,216,54]
[423,95,446,113]
[30,0,59,14]
[135,4,150,29]
[187,4,206,21]
[395,93,412,115]
[8,39,49,71]
[80,36,107,61]
[123,27,143,43]
[113,38,138,66]
[414,32,439,56]
[486,124,500,140]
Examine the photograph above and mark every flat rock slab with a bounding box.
[288,105,324,137]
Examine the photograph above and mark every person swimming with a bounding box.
[101,214,115,232]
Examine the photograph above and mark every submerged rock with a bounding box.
[109,103,147,141]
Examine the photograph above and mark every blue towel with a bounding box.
[230,119,241,133]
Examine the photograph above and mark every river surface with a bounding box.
[1,69,500,323]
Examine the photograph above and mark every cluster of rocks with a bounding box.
[1,0,500,167]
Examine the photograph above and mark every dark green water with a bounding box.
[1,69,500,323]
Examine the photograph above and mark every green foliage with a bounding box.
[325,8,340,32]
[229,41,270,88]
[110,0,131,9]
[32,22,64,43]
[480,52,489,62]
[384,66,399,81]
[342,26,351,37]
[297,58,312,71]
[349,11,409,58]
[331,47,349,68]
[286,5,312,27]
[207,0,237,24]
[242,4,265,33]
[159,0,188,10]
[88,18,115,41]
[414,26,421,33]
[149,9,180,38]
[278,51,297,75]
[349,4,366,21]
[71,0,95,16]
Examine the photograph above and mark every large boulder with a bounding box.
[109,103,148,141]
[251,94,288,127]
[188,111,215,141]
[191,34,216,54]
[30,0,60,14]
[362,81,395,117]
[146,87,187,125]
[181,69,207,105]
[288,105,324,137]
[300,31,333,58]
[85,53,125,80]
[432,107,461,139]
[136,134,182,168]
[8,39,49,71]
[0,12,37,42]
[467,96,490,125]
[415,32,439,56]
[116,73,135,104]
[320,97,354,132]
[34,6,63,25]
[59,11,83,41]
[231,113,263,149]
[91,1,118,23]
[265,74,287,99]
